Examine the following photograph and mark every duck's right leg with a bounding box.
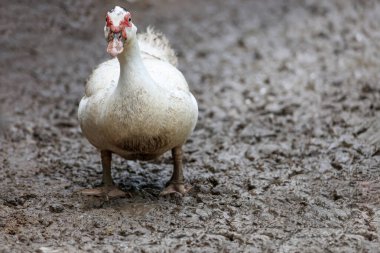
[81,150,128,199]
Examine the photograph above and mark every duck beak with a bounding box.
[107,32,124,57]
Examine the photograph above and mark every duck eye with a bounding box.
[129,18,132,22]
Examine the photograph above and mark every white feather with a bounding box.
[78,25,198,160]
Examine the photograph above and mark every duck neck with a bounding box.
[116,38,153,93]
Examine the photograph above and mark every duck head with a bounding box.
[104,6,137,57]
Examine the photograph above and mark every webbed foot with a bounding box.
[160,183,192,196]
[81,185,130,199]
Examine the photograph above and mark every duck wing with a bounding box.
[84,59,119,97]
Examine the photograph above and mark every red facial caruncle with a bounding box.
[105,7,132,57]
[106,12,132,39]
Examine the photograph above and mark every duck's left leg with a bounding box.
[160,146,192,196]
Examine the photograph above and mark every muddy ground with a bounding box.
[1,0,380,252]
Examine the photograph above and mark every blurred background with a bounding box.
[1,0,380,252]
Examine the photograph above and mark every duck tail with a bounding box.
[138,26,178,67]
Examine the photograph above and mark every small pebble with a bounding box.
[49,204,64,213]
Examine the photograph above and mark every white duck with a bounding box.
[78,6,198,197]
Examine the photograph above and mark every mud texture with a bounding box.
[1,0,380,252]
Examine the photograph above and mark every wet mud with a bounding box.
[1,0,380,252]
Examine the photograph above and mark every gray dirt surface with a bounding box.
[1,0,380,252]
